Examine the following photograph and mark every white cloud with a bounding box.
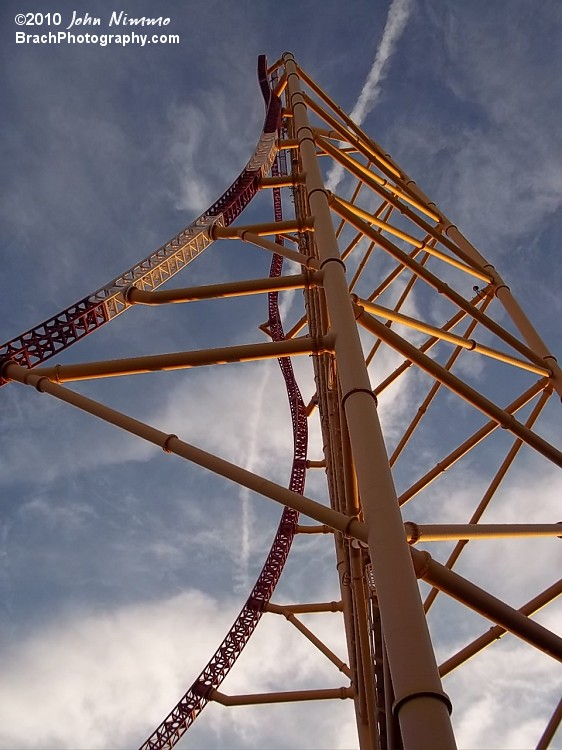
[0,590,357,750]
[167,103,214,213]
[447,641,561,749]
[166,86,261,215]
[347,0,413,126]
[0,590,233,749]
[2,6,561,749]
[389,4,562,259]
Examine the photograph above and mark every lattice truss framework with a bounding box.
[1,53,561,750]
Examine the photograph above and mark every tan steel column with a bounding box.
[283,53,456,749]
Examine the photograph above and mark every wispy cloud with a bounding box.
[166,87,261,215]
[447,639,561,748]
[0,590,356,749]
[326,0,413,192]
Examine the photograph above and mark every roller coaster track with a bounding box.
[139,63,309,750]
[138,195,308,750]
[0,56,279,379]
[2,56,309,750]
[4,51,561,750]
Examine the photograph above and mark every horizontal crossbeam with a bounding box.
[30,336,334,382]
[127,272,317,305]
[210,687,354,705]
[406,522,562,542]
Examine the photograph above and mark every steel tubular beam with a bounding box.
[214,218,310,237]
[260,174,303,188]
[299,66,406,187]
[536,696,562,750]
[1,361,367,543]
[373,289,492,397]
[295,524,332,534]
[355,296,550,377]
[334,178,365,241]
[266,601,343,614]
[285,313,308,340]
[412,550,562,662]
[300,92,408,196]
[354,306,562,468]
[335,200,550,371]
[296,66,401,180]
[390,295,494,467]
[398,380,547,506]
[365,250,430,369]
[442,227,562,400]
[438,578,562,676]
[126,273,315,305]
[490,276,562,398]
[405,523,562,542]
[424,387,550,612]
[283,52,456,750]
[31,336,332,382]
[210,687,354,705]
[315,134,439,222]
[349,544,379,744]
[331,194,492,283]
[266,604,352,678]
[228,229,321,269]
[349,208,393,293]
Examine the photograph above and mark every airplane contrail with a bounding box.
[326,0,413,193]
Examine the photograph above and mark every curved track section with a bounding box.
[0,57,280,380]
[2,53,309,749]
[139,278,307,750]
[138,62,309,750]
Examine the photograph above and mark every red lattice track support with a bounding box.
[3,51,561,750]
[0,57,280,383]
[138,59,309,750]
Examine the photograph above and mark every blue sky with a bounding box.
[1,1,561,748]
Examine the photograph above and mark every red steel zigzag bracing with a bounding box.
[0,56,280,381]
[1,56,309,750]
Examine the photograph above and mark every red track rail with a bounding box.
[138,61,309,750]
[2,55,308,748]
[0,57,280,383]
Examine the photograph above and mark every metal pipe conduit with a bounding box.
[284,51,457,750]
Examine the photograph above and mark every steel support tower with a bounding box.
[2,54,561,749]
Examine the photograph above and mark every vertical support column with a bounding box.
[283,53,456,749]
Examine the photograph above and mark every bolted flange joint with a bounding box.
[341,386,378,409]
[404,521,421,545]
[162,434,178,453]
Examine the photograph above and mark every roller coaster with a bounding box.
[2,54,561,749]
